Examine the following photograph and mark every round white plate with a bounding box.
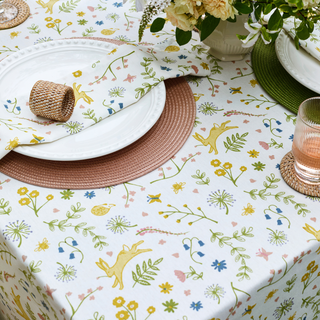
[0,39,166,161]
[275,31,320,94]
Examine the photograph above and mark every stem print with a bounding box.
[44,202,108,250]
[226,282,251,319]
[210,227,254,281]
[0,241,16,265]
[301,260,320,294]
[264,205,291,228]
[151,153,199,184]
[3,220,32,248]
[136,227,188,236]
[301,289,320,318]
[0,198,12,215]
[3,98,21,115]
[223,132,249,153]
[132,258,163,287]
[244,173,310,216]
[262,118,283,138]
[159,204,218,225]
[58,237,84,263]
[231,61,253,80]
[184,266,204,280]
[223,110,266,117]
[182,237,205,265]
[191,169,210,185]
[207,189,235,215]
[241,94,278,110]
[0,118,36,132]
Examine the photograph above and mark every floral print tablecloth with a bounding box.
[1,1,320,320]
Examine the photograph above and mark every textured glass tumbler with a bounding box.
[292,97,320,184]
[0,0,18,23]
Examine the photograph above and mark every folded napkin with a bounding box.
[283,17,320,61]
[0,40,211,160]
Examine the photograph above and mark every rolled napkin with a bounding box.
[0,39,211,159]
[29,80,75,121]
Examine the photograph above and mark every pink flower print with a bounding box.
[66,292,72,296]
[94,76,99,79]
[223,82,227,85]
[278,269,282,274]
[181,157,187,162]
[62,308,66,313]
[282,254,288,258]
[129,198,134,202]
[259,141,269,150]
[299,259,303,263]
[237,301,242,308]
[44,284,56,300]
[124,59,128,63]
[87,6,94,11]
[268,277,273,283]
[89,82,93,86]
[174,270,186,282]
[97,81,100,84]
[243,120,249,124]
[141,187,145,191]
[129,191,136,196]
[78,294,85,300]
[87,288,93,293]
[125,204,129,208]
[102,76,107,81]
[301,251,305,256]
[191,158,195,162]
[166,167,172,170]
[124,65,128,68]
[89,296,95,300]
[196,152,201,155]
[124,74,136,82]
[191,65,199,74]
[97,286,103,291]
[122,195,127,199]
[5,179,10,182]
[184,290,191,296]
[112,78,116,81]
[116,66,121,70]
[159,239,166,245]
[270,269,275,274]
[158,173,163,177]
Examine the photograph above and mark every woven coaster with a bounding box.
[252,37,319,115]
[280,151,320,197]
[0,76,196,189]
[0,0,30,29]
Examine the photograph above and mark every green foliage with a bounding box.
[59,0,81,13]
[29,260,42,274]
[150,17,166,32]
[82,109,102,123]
[0,198,12,215]
[191,169,210,185]
[200,15,220,41]
[132,258,163,287]
[175,28,192,45]
[223,132,249,153]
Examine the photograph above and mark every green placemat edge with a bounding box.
[251,37,319,115]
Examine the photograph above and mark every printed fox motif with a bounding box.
[96,240,152,290]
[303,223,320,241]
[36,0,59,14]
[193,120,238,154]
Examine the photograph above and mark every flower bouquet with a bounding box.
[137,0,320,49]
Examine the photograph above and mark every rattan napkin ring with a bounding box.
[29,80,75,122]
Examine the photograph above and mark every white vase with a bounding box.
[201,15,251,61]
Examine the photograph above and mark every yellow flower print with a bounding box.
[45,17,53,21]
[19,198,31,206]
[240,166,247,172]
[67,22,72,26]
[200,62,209,70]
[164,45,180,52]
[242,203,255,216]
[159,282,173,294]
[54,19,61,23]
[193,93,204,101]
[72,70,82,78]
[5,137,19,150]
[113,297,125,308]
[147,306,156,314]
[211,159,221,167]
[250,79,258,87]
[311,265,318,273]
[29,190,39,198]
[264,289,278,303]
[215,169,226,176]
[247,149,259,158]
[127,301,138,311]
[301,273,309,282]
[17,187,29,196]
[116,310,129,320]
[223,162,232,169]
[147,194,161,204]
[46,195,54,201]
[34,238,50,252]
[10,31,20,39]
[307,260,315,270]
[108,48,118,55]
[163,215,169,219]
[288,312,296,320]
[76,11,85,16]
[46,23,55,28]
[172,182,186,194]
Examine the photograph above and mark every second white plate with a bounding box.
[275,31,320,94]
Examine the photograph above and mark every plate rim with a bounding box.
[0,39,166,161]
[275,30,320,94]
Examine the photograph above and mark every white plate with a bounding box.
[0,40,166,161]
[275,31,320,94]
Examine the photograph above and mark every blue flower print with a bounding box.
[95,21,104,25]
[289,134,294,141]
[84,191,96,199]
[113,2,122,7]
[277,219,283,225]
[264,123,270,128]
[7,100,11,103]
[4,105,8,109]
[198,240,205,246]
[190,301,203,311]
[276,120,282,125]
[197,251,205,258]
[183,244,190,250]
[69,253,75,259]
[276,208,282,213]
[72,240,78,246]
[276,128,282,133]
[178,54,187,59]
[275,164,280,170]
[58,247,64,253]
[211,259,227,272]
[160,66,172,71]
[16,106,21,111]
[265,214,271,220]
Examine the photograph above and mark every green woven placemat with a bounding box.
[251,37,319,115]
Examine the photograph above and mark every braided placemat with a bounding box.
[280,151,320,197]
[252,37,319,115]
[0,0,29,29]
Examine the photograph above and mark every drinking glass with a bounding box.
[292,97,320,184]
[0,0,18,23]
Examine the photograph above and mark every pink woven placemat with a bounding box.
[0,65,196,188]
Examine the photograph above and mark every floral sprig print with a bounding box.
[159,204,217,225]
[198,102,223,116]
[182,237,205,264]
[0,45,20,55]
[45,17,72,35]
[257,250,311,292]
[284,112,297,125]
[231,61,253,80]
[112,296,156,319]
[58,237,84,263]
[244,173,310,216]
[17,187,53,217]
[179,266,203,281]
[241,94,278,110]
[223,132,249,153]
[0,118,36,132]
[223,110,266,117]
[106,216,137,234]
[191,169,210,185]
[44,202,108,250]
[263,118,283,138]
[211,159,247,187]
[301,260,320,294]
[207,189,235,215]
[210,227,254,281]
[57,121,84,135]
[252,161,266,171]
[132,258,163,287]
[264,205,291,228]
[204,284,225,304]
[259,138,284,150]
[162,299,178,313]
[0,241,16,265]
[3,98,21,115]
[55,262,77,283]
[136,227,188,236]
[0,197,12,215]
[226,282,251,318]
[267,228,288,246]
[301,289,320,318]
[60,189,75,200]
[273,298,294,319]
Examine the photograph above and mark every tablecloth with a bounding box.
[0,1,320,320]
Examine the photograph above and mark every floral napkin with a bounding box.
[283,17,320,61]
[0,40,211,160]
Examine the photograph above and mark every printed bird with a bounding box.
[91,204,116,216]
[101,28,119,35]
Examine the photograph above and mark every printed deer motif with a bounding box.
[303,223,320,241]
[36,0,59,14]
[96,240,152,290]
[73,83,94,106]
[193,120,238,154]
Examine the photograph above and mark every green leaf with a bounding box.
[132,271,138,282]
[176,28,192,46]
[136,264,142,277]
[263,3,274,15]
[154,257,163,265]
[137,280,151,286]
[296,22,310,40]
[200,15,220,41]
[233,2,253,14]
[141,275,155,281]
[150,18,166,32]
[142,261,147,272]
[268,9,283,31]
